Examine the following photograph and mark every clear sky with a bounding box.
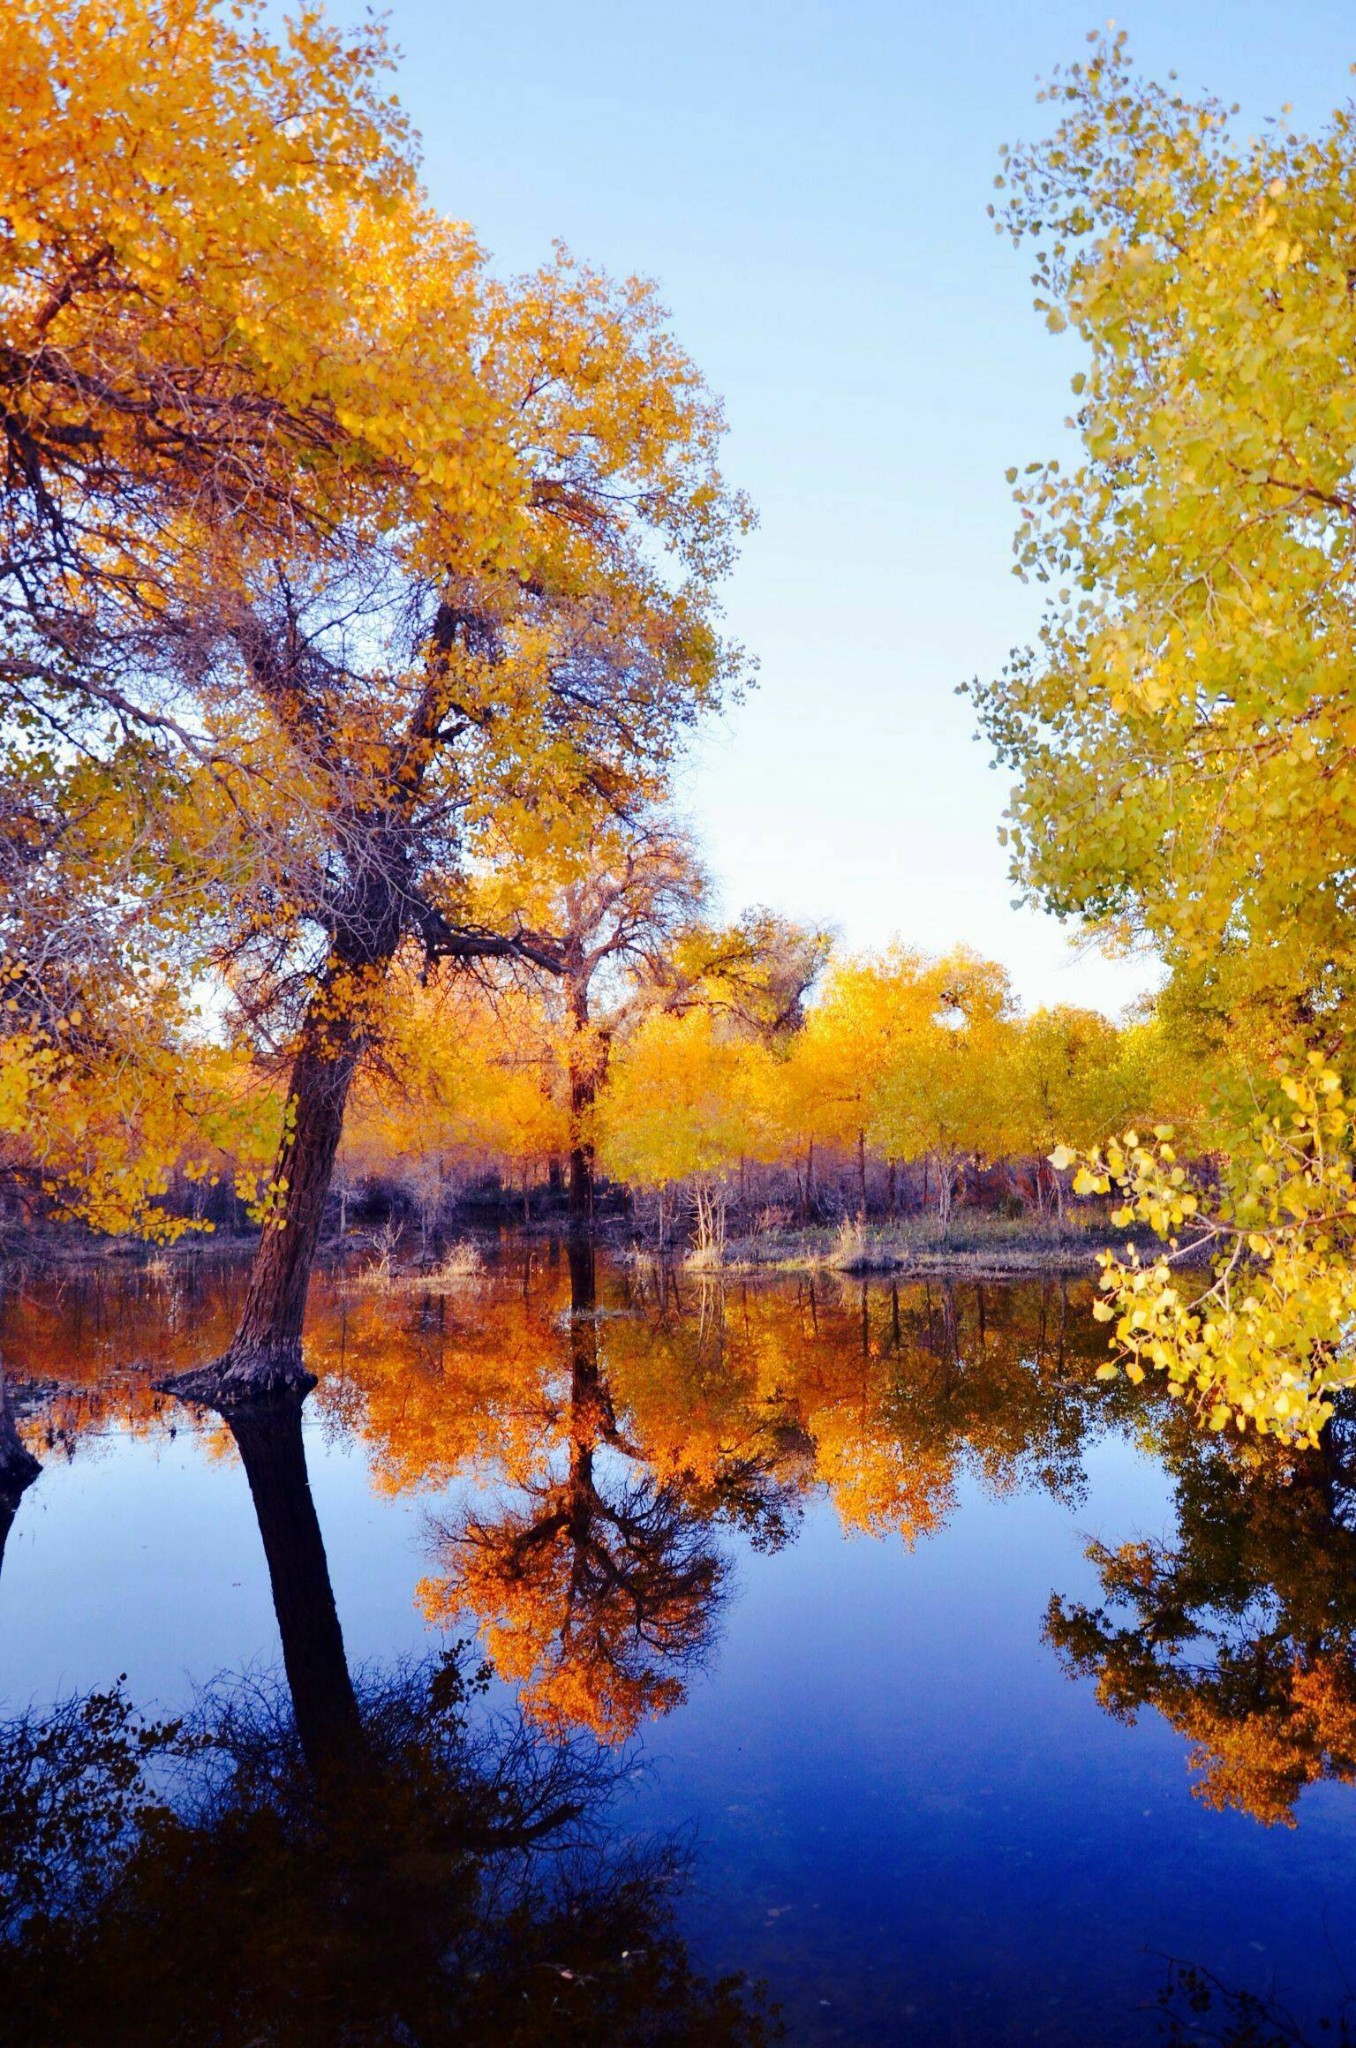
[327,0,1356,1013]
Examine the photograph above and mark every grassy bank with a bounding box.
[679,1212,1203,1279]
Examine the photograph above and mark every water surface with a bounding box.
[2,1244,1354,2043]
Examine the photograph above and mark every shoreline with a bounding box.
[0,1213,1211,1285]
[653,1218,1207,1281]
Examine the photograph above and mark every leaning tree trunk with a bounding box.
[227,1017,362,1384]
[164,928,399,1405]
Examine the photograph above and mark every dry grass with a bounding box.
[713,1210,1135,1278]
[681,1241,726,1274]
[352,1227,487,1293]
[429,1240,486,1284]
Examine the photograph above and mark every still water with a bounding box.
[1,1242,1354,2043]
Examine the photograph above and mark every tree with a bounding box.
[970,35,1356,1431]
[971,32,1356,1032]
[472,823,828,1227]
[2,2,750,1398]
[867,950,1015,1225]
[340,970,569,1230]
[595,1012,780,1256]
[474,818,710,1226]
[778,947,942,1219]
[1005,1007,1122,1218]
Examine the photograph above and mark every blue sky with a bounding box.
[331,0,1356,1012]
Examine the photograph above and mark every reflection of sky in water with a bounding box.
[3,1259,1355,2044]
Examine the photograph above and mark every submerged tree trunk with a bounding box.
[229,1390,367,1775]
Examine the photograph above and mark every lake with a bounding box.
[2,1240,1353,2044]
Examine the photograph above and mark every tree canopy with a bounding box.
[971,35,1356,1441]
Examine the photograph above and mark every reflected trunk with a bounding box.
[227,1391,366,1774]
[0,1363,39,1581]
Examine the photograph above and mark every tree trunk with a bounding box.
[165,1011,361,1401]
[163,930,397,1404]
[233,1023,360,1367]
[568,1141,593,1229]
[567,980,606,1233]
[229,1391,367,1776]
[856,1128,868,1219]
[936,1152,953,1230]
[887,1159,898,1221]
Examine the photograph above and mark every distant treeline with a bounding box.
[7,940,1212,1256]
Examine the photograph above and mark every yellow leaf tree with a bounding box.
[970,34,1356,1432]
[2,0,750,1402]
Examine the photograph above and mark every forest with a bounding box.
[5,2,1356,1437]
[10,6,1356,2043]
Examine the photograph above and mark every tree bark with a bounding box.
[567,976,598,1232]
[568,1142,593,1229]
[229,1020,362,1382]
[935,1151,953,1229]
[163,917,399,1403]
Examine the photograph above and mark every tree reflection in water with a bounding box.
[0,1357,40,1580]
[420,1241,756,1740]
[1157,1955,1356,2046]
[401,1263,1115,1740]
[0,1386,777,2046]
[1047,1409,1356,1827]
[8,1252,1356,1885]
